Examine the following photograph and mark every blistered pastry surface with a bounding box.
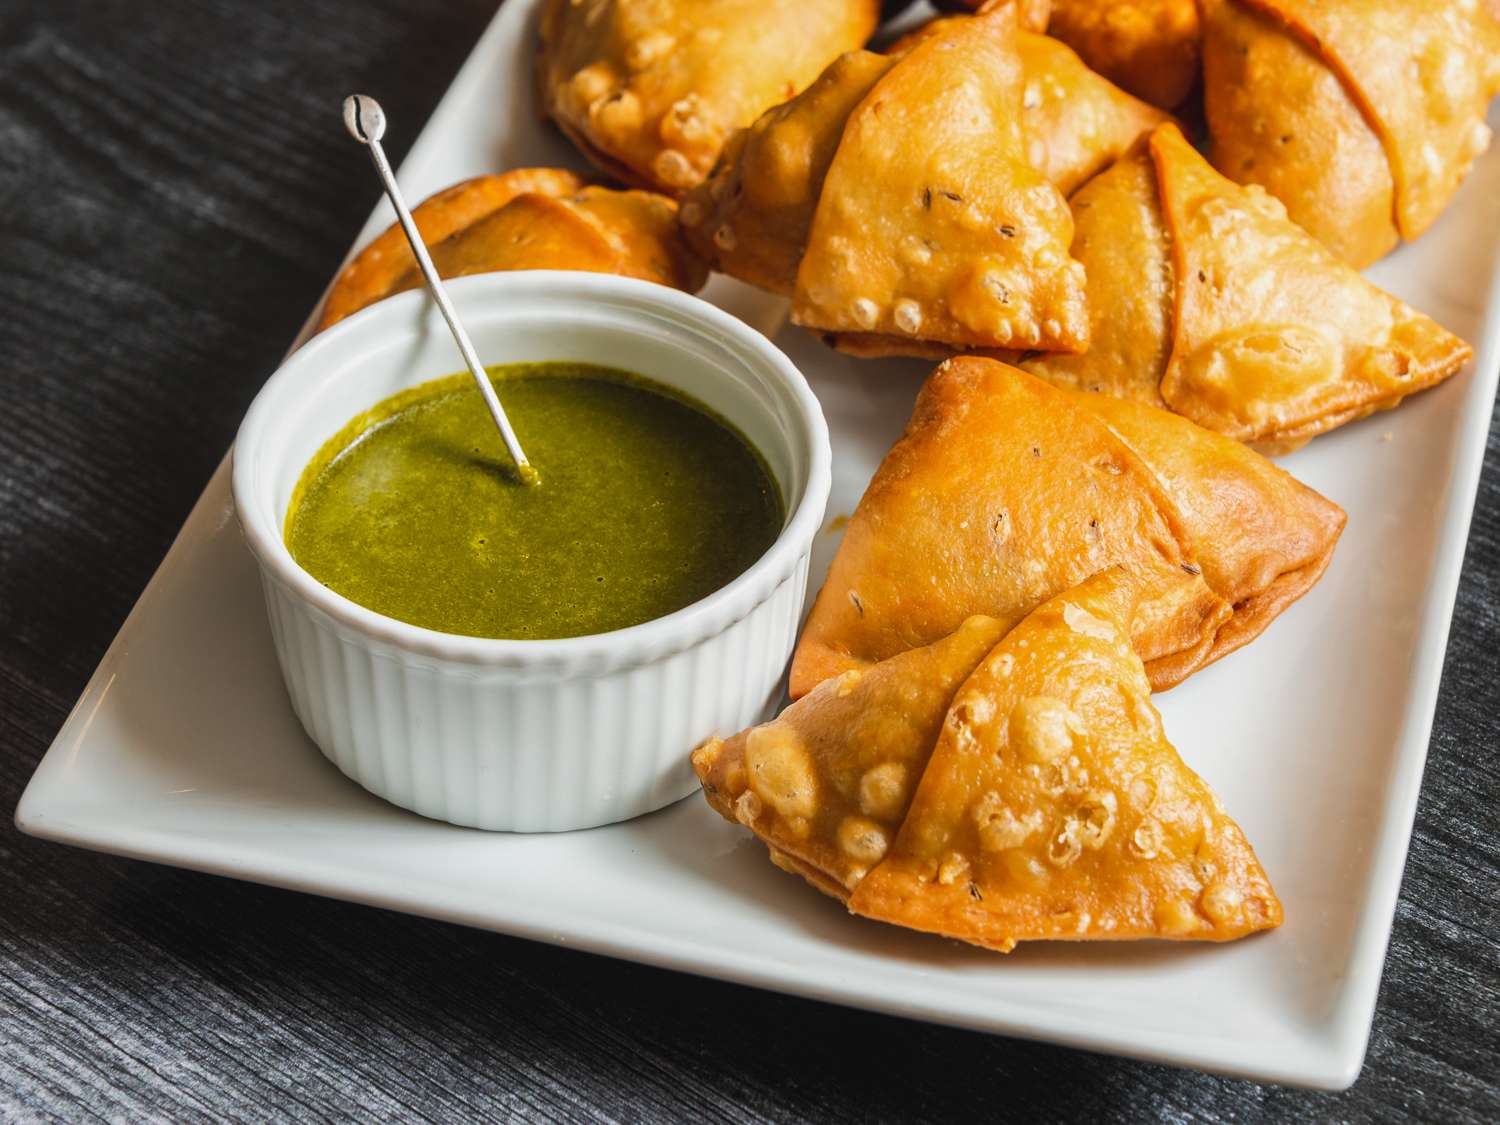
[538,0,879,193]
[849,570,1283,950]
[788,358,1228,698]
[1153,123,1472,444]
[791,8,1089,354]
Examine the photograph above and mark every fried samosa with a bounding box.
[1024,125,1473,449]
[1046,0,1201,109]
[1201,0,1500,267]
[681,5,1162,322]
[791,6,1089,356]
[1064,391,1345,687]
[318,171,707,331]
[789,356,1344,698]
[696,570,1283,948]
[679,51,896,299]
[695,615,1009,897]
[849,569,1283,950]
[888,14,1170,196]
[537,0,880,195]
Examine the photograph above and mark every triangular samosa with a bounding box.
[318,173,707,332]
[789,357,1232,698]
[1233,0,1500,244]
[679,50,896,297]
[848,569,1283,950]
[1025,125,1472,449]
[790,357,1345,698]
[1063,390,1346,686]
[791,5,1089,355]
[1199,0,1398,268]
[682,7,1160,320]
[693,615,1008,898]
[1152,123,1472,447]
[319,169,586,330]
[537,0,880,194]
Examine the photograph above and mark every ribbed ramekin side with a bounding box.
[256,546,812,832]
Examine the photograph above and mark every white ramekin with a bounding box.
[232,271,830,832]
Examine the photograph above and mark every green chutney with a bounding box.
[285,362,784,639]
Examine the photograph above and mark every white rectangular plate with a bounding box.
[17,0,1500,1090]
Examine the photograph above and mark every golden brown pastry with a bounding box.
[1046,0,1201,109]
[696,569,1284,949]
[1201,0,1500,267]
[888,16,1170,196]
[1066,391,1345,687]
[695,615,1010,898]
[679,51,896,298]
[1023,151,1172,407]
[682,11,1163,303]
[537,0,880,195]
[318,171,707,331]
[850,569,1283,950]
[788,356,1344,698]
[791,5,1089,356]
[1024,125,1473,449]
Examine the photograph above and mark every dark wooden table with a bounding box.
[2,2,1497,1120]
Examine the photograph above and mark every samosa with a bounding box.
[697,570,1283,950]
[790,357,1345,698]
[1025,124,1473,450]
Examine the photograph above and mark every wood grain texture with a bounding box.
[0,1,1497,1120]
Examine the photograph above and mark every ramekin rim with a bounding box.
[231,271,831,670]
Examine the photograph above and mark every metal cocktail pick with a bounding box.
[342,94,537,485]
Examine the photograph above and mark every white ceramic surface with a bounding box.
[16,0,1500,1089]
[232,272,830,831]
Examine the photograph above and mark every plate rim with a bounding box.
[16,0,1500,1093]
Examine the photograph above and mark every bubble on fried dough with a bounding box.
[858,762,908,820]
[1155,898,1202,935]
[734,789,763,826]
[1075,790,1117,850]
[973,792,1042,852]
[1010,696,1080,765]
[893,299,923,335]
[662,94,711,147]
[1200,883,1244,926]
[745,724,816,820]
[899,235,933,266]
[569,63,616,105]
[1046,820,1082,868]
[626,30,675,70]
[590,89,642,134]
[652,148,695,189]
[837,816,890,865]
[852,297,880,329]
[936,852,970,886]
[1062,603,1115,641]
[1129,817,1162,860]
[1028,137,1047,170]
[713,224,737,252]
